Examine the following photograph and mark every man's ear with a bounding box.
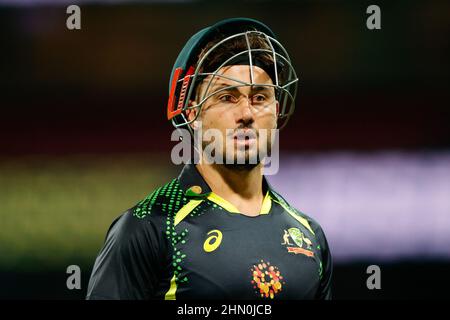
[185,101,199,130]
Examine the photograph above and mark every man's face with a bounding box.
[188,65,278,168]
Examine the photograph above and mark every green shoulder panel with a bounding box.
[270,190,316,236]
[132,178,189,219]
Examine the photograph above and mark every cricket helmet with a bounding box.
[167,17,298,130]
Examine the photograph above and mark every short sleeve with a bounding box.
[86,210,168,300]
[313,224,333,300]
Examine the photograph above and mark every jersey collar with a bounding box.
[178,163,212,197]
[177,163,279,211]
[178,163,278,214]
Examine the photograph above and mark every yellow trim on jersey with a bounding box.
[260,192,272,215]
[206,191,272,215]
[207,193,240,213]
[174,199,203,226]
[164,275,177,300]
[165,199,204,300]
[272,198,316,236]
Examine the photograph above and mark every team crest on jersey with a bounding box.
[281,227,314,258]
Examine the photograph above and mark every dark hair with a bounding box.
[192,31,282,104]
[196,31,276,75]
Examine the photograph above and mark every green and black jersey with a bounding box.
[86,164,333,300]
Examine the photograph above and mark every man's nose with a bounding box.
[236,96,254,124]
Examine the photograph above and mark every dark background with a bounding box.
[0,0,449,299]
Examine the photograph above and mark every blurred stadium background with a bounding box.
[0,0,449,299]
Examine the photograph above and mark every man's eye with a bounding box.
[219,94,234,102]
[253,94,266,102]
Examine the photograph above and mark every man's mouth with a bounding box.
[232,130,257,147]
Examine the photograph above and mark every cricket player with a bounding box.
[86,17,332,300]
